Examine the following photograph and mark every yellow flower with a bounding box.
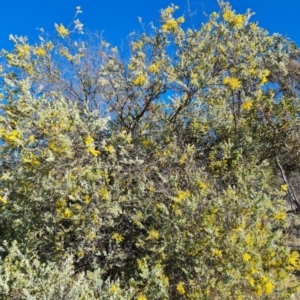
[177,16,185,23]
[273,211,286,221]
[146,229,160,240]
[99,187,109,200]
[223,9,235,22]
[232,15,245,29]
[175,190,190,202]
[109,284,118,294]
[132,41,143,50]
[46,42,54,50]
[133,74,147,86]
[198,181,209,190]
[87,231,96,240]
[260,69,270,84]
[87,147,100,157]
[55,24,69,38]
[76,249,84,258]
[288,251,299,267]
[35,47,46,56]
[148,63,159,74]
[165,7,174,14]
[111,233,125,243]
[137,294,147,300]
[103,144,115,154]
[211,248,222,257]
[62,208,72,219]
[264,281,274,294]
[16,44,30,58]
[280,184,288,192]
[84,136,94,146]
[176,282,185,295]
[223,76,241,90]
[0,196,8,205]
[250,23,258,31]
[241,100,253,110]
[243,253,251,262]
[162,19,178,32]
[84,195,91,205]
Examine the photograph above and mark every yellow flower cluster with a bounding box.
[146,229,160,240]
[176,282,185,295]
[241,100,253,110]
[85,136,100,157]
[175,190,190,202]
[260,69,270,84]
[133,74,147,86]
[161,19,178,32]
[148,63,159,74]
[111,233,124,243]
[35,47,46,56]
[223,76,241,90]
[223,9,245,29]
[55,24,69,38]
[132,41,143,50]
[243,253,251,262]
[16,44,30,59]
[137,294,147,300]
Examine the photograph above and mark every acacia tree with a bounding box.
[0,2,300,299]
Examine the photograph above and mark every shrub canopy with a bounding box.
[1,2,300,299]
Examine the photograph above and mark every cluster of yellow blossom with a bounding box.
[132,41,143,50]
[84,136,100,157]
[260,69,270,85]
[176,282,185,295]
[161,19,178,32]
[55,24,69,38]
[241,100,253,110]
[35,47,46,56]
[16,44,30,59]
[223,76,241,90]
[146,229,160,240]
[111,233,124,243]
[223,9,245,29]
[133,74,147,86]
[148,63,159,74]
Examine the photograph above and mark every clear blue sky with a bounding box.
[0,0,299,50]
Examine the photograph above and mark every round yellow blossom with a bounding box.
[108,284,118,294]
[273,211,286,221]
[87,147,100,157]
[288,251,300,268]
[35,47,46,56]
[55,24,69,38]
[76,249,84,258]
[177,16,185,23]
[148,63,159,74]
[243,253,251,262]
[162,19,178,32]
[232,15,245,29]
[137,294,147,300]
[84,136,94,146]
[146,229,160,240]
[223,9,235,22]
[241,100,253,110]
[61,208,72,219]
[133,74,147,86]
[223,76,241,90]
[111,233,125,243]
[280,184,288,192]
[176,282,185,295]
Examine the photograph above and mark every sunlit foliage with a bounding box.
[1,2,300,299]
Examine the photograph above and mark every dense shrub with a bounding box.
[1,2,300,299]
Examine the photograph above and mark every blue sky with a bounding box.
[0,0,299,50]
